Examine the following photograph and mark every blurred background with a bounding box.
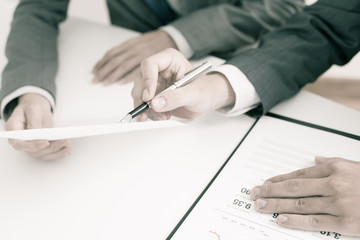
[0,0,359,111]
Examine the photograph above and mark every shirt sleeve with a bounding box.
[0,0,69,119]
[213,64,260,116]
[161,25,194,58]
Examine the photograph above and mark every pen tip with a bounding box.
[120,114,132,123]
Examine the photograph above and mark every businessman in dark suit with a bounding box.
[0,0,304,160]
[132,0,360,236]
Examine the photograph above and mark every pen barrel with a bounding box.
[123,61,212,121]
[129,102,150,118]
[172,61,212,89]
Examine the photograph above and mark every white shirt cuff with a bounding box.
[213,64,260,116]
[161,25,194,59]
[1,86,55,119]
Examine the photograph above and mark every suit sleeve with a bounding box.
[225,0,360,116]
[170,0,305,59]
[0,0,69,119]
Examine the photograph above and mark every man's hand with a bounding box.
[92,30,177,85]
[131,48,235,121]
[250,157,360,237]
[5,93,71,160]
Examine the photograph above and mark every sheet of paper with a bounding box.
[0,120,184,140]
[170,116,360,240]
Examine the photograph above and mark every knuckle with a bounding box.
[285,179,299,193]
[327,177,346,196]
[295,198,306,211]
[108,59,120,69]
[328,161,347,172]
[293,168,306,178]
[263,184,272,196]
[309,216,321,228]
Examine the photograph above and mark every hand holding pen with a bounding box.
[125,48,236,122]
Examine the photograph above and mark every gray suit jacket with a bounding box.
[0,0,304,119]
[227,0,360,116]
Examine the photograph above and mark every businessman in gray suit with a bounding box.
[132,0,360,236]
[1,0,304,160]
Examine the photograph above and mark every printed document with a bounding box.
[170,116,360,240]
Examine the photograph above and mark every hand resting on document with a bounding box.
[5,93,71,160]
[251,156,360,237]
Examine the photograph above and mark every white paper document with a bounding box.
[169,115,360,240]
[0,120,184,140]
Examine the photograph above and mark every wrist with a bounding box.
[158,30,177,49]
[204,73,236,111]
[160,25,194,58]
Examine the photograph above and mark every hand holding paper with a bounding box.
[5,93,71,160]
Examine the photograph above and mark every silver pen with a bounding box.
[120,61,212,123]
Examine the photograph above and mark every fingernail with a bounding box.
[152,97,166,110]
[277,215,288,223]
[142,89,150,101]
[251,187,261,200]
[255,199,267,209]
[92,77,99,83]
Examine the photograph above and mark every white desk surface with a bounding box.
[1,7,360,240]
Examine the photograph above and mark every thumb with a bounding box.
[315,156,342,165]
[24,106,44,129]
[5,106,26,131]
[151,85,198,112]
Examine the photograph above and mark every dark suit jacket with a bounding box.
[227,0,360,116]
[0,0,304,119]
